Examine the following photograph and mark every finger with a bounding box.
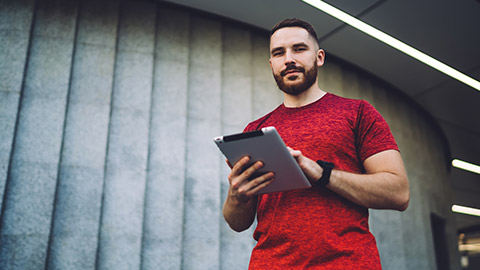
[229,159,263,190]
[241,160,264,180]
[225,159,233,169]
[230,156,251,176]
[245,172,275,195]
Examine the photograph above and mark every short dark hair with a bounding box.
[270,18,319,47]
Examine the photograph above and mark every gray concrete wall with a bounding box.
[0,0,458,269]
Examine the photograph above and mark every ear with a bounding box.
[316,49,325,67]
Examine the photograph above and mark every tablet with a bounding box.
[213,126,311,194]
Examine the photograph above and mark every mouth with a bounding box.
[281,66,304,77]
[284,70,300,76]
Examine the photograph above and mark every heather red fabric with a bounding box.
[244,93,398,269]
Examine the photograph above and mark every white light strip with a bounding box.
[302,0,480,92]
[452,205,480,217]
[452,159,480,175]
[459,243,480,252]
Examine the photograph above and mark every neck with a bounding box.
[283,84,326,108]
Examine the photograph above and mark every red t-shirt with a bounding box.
[244,93,398,269]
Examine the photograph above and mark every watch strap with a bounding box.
[315,160,334,187]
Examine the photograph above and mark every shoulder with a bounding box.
[322,94,386,129]
[355,99,385,123]
[322,93,370,118]
[244,107,280,132]
[324,93,364,109]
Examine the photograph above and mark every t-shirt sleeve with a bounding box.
[355,100,399,162]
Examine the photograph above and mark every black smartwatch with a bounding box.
[315,160,335,187]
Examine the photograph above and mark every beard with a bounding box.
[273,61,318,96]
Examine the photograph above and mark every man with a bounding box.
[222,18,410,269]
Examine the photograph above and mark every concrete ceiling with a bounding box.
[163,0,480,229]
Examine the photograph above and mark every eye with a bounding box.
[272,50,284,57]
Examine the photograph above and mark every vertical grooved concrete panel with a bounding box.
[220,24,255,270]
[182,15,222,270]
[140,5,190,270]
[318,61,345,97]
[251,33,282,119]
[0,0,35,214]
[46,0,119,269]
[0,0,78,269]
[96,1,155,270]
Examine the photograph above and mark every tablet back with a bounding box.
[214,126,311,194]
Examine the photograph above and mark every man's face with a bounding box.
[269,27,324,95]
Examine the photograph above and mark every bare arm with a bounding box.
[222,156,275,232]
[289,148,409,211]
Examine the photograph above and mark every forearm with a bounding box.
[223,195,257,232]
[327,170,409,211]
[290,148,409,211]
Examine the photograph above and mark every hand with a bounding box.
[227,156,275,203]
[287,147,323,183]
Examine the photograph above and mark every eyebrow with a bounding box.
[293,42,309,48]
[271,42,310,54]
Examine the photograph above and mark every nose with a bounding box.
[284,49,295,65]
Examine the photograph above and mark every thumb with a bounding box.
[287,146,302,158]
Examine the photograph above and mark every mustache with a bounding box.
[280,63,305,76]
